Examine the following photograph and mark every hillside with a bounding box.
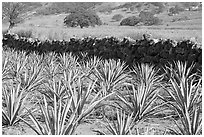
[2,2,202,43]
[4,2,201,16]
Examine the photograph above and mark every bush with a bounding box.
[139,11,162,25]
[15,29,33,38]
[143,16,162,26]
[168,5,184,15]
[64,9,102,28]
[120,16,141,26]
[112,14,123,22]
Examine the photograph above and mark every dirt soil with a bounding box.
[2,118,175,135]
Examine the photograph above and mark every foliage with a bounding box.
[2,46,202,135]
[21,79,115,134]
[2,2,36,30]
[15,29,33,38]
[2,83,28,126]
[2,33,202,72]
[21,95,77,135]
[64,9,102,28]
[2,51,46,127]
[93,59,130,96]
[120,16,141,26]
[139,11,162,25]
[112,14,123,22]
[2,2,26,30]
[15,50,115,135]
[160,61,202,135]
[116,64,164,122]
[120,11,162,26]
[95,109,135,135]
[168,5,184,16]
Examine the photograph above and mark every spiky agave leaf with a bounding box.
[2,82,28,126]
[132,63,164,88]
[81,55,102,77]
[116,83,162,123]
[63,74,116,122]
[21,74,115,135]
[2,52,13,82]
[98,109,135,135]
[93,59,130,96]
[58,52,80,72]
[160,61,202,135]
[116,63,163,122]
[21,60,45,93]
[20,95,76,135]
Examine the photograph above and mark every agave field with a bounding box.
[2,33,202,135]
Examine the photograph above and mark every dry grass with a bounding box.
[2,9,201,43]
[8,25,201,43]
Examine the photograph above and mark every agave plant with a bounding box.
[20,95,77,135]
[43,53,61,80]
[93,59,130,96]
[21,74,114,135]
[58,52,80,73]
[20,60,45,93]
[41,79,67,102]
[2,51,12,82]
[2,82,28,126]
[116,63,164,121]
[10,51,28,81]
[160,61,202,135]
[94,109,135,135]
[63,73,115,122]
[131,63,164,87]
[81,55,102,77]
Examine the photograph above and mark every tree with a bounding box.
[2,2,26,31]
[139,11,162,25]
[64,9,102,28]
[120,16,141,26]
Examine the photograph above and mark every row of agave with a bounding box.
[2,33,202,71]
[2,49,202,135]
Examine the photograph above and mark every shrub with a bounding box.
[144,16,162,26]
[168,5,184,15]
[64,9,102,28]
[112,14,123,22]
[15,29,33,38]
[120,16,141,26]
[139,11,162,25]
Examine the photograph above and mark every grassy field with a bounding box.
[3,10,202,43]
